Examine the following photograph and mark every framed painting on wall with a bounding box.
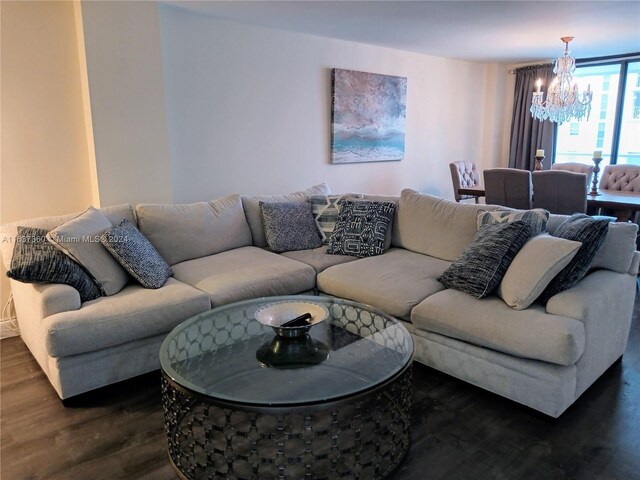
[330,68,407,164]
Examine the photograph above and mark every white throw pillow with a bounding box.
[309,193,363,244]
[497,234,581,310]
[47,206,129,296]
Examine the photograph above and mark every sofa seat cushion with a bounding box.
[280,246,358,274]
[44,278,211,358]
[411,289,585,366]
[317,248,450,319]
[172,246,316,306]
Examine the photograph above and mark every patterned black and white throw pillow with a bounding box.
[438,220,532,298]
[477,208,549,236]
[326,201,396,258]
[538,214,610,303]
[308,193,363,244]
[7,226,102,302]
[260,202,323,253]
[100,219,173,289]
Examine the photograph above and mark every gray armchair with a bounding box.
[552,162,594,188]
[532,170,587,215]
[449,161,481,202]
[483,168,532,209]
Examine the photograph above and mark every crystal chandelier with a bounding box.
[530,37,593,124]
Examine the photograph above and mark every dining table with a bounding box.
[458,187,640,222]
[457,187,486,200]
[587,190,640,222]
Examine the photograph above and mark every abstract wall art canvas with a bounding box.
[331,68,407,164]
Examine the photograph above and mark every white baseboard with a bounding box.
[0,322,19,339]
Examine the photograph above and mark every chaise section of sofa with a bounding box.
[1,194,318,399]
[317,188,639,417]
[1,205,212,398]
[42,279,210,398]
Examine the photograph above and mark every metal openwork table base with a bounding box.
[161,364,412,480]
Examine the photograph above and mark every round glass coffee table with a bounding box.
[160,295,414,479]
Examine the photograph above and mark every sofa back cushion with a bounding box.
[241,183,331,247]
[0,204,135,270]
[393,189,499,261]
[136,194,252,265]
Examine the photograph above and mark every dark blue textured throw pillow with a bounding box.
[7,226,102,302]
[100,219,172,289]
[260,201,323,253]
[438,220,533,298]
[326,200,396,258]
[538,214,610,303]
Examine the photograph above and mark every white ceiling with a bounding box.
[163,1,640,64]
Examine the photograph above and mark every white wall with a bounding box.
[1,1,95,314]
[159,5,505,202]
[80,0,173,205]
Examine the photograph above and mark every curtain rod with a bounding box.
[577,52,640,66]
[510,52,640,74]
[509,63,553,75]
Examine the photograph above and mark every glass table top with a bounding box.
[159,295,414,406]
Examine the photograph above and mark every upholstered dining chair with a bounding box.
[598,164,640,222]
[483,168,532,209]
[449,161,481,203]
[599,164,640,192]
[552,162,594,188]
[532,170,587,215]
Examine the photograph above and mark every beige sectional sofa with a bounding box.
[2,186,637,418]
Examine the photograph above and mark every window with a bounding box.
[555,59,640,167]
[618,61,640,164]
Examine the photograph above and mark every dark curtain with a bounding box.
[508,64,557,171]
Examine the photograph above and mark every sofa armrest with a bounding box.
[628,251,640,275]
[546,269,636,397]
[10,279,82,321]
[546,269,634,322]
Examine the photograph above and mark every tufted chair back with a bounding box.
[483,168,533,210]
[599,165,640,192]
[552,162,594,188]
[449,161,481,202]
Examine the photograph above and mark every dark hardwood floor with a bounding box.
[2,295,639,480]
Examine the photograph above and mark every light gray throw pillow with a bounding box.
[497,234,581,310]
[477,208,549,236]
[47,207,129,296]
